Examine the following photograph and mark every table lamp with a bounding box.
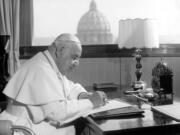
[118,18,159,91]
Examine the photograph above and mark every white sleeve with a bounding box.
[27,99,93,125]
[68,82,88,99]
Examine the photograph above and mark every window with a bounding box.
[33,0,180,46]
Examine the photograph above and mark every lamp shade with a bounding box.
[118,18,159,48]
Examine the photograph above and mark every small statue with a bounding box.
[151,60,173,94]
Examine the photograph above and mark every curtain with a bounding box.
[0,1,11,35]
[0,0,34,76]
[19,0,34,46]
[0,0,20,76]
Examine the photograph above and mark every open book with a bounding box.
[83,99,132,117]
[62,99,141,125]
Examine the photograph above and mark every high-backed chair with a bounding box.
[0,102,35,135]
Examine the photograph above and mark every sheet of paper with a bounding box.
[83,99,132,117]
[151,101,180,121]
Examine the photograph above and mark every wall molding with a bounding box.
[19,44,180,59]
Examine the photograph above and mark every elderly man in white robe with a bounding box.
[0,33,107,135]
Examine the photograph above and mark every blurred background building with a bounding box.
[76,0,113,45]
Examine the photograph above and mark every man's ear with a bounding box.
[55,46,65,57]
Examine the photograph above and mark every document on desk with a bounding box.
[83,99,132,117]
[151,102,180,122]
[62,99,135,125]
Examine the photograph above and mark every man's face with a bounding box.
[56,44,82,75]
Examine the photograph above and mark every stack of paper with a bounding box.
[151,102,180,121]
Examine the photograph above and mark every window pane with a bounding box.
[33,0,180,46]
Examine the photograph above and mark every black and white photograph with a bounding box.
[0,0,180,135]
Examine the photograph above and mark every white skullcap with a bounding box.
[54,33,81,46]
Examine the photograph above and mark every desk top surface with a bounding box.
[94,109,178,132]
[92,98,180,133]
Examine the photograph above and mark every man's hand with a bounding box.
[88,91,107,108]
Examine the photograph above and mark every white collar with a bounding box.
[43,50,63,78]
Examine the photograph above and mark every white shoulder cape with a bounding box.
[3,53,65,105]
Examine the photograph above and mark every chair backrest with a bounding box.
[0,120,12,135]
[0,102,36,135]
[0,120,36,135]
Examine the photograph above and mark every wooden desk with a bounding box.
[75,100,180,135]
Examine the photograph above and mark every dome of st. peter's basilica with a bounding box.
[77,0,113,45]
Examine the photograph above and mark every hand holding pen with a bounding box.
[88,91,108,108]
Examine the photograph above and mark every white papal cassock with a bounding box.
[0,50,93,135]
